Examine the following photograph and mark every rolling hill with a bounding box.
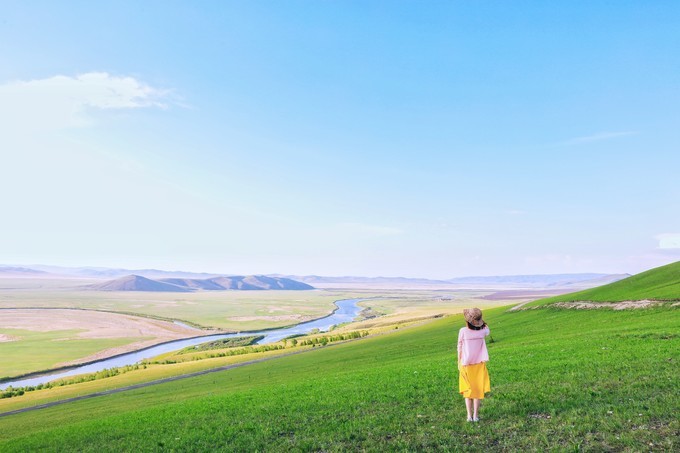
[204,275,313,290]
[157,278,226,290]
[89,275,314,292]
[531,260,680,305]
[89,275,192,292]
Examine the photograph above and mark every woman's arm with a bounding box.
[457,329,463,367]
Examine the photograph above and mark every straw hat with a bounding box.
[463,308,485,327]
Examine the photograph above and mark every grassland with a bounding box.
[0,328,145,379]
[0,308,213,379]
[531,260,680,306]
[0,278,511,380]
[0,278,502,331]
[0,283,356,330]
[0,316,428,412]
[1,304,677,451]
[362,293,501,319]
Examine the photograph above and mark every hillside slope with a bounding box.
[1,305,677,451]
[89,275,191,292]
[156,278,225,290]
[207,275,314,290]
[532,260,680,305]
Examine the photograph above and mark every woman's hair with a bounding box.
[466,321,486,331]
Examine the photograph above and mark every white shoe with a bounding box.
[467,417,473,422]
[472,417,479,422]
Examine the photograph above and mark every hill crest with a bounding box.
[89,275,192,292]
[530,260,680,306]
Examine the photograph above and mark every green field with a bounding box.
[532,260,680,306]
[0,279,501,331]
[0,329,146,379]
[0,279,508,381]
[0,283,359,330]
[1,304,678,451]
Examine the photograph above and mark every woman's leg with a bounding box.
[464,398,473,420]
[473,399,481,420]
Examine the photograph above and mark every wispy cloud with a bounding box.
[559,131,638,146]
[0,72,169,131]
[656,233,680,249]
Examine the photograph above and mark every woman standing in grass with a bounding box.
[458,308,491,422]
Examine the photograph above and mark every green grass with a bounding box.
[1,305,678,451]
[0,329,145,379]
[532,260,680,306]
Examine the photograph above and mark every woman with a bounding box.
[457,307,491,422]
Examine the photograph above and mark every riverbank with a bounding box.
[0,308,441,415]
[0,299,366,390]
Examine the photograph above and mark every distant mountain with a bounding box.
[89,275,193,292]
[157,278,226,290]
[559,273,631,289]
[203,276,314,290]
[271,273,627,288]
[445,273,628,287]
[275,275,449,285]
[2,263,628,291]
[24,265,222,280]
[90,275,314,292]
[0,266,51,277]
[447,273,604,285]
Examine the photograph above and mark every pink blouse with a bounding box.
[457,326,490,366]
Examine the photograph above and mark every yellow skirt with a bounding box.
[459,362,490,399]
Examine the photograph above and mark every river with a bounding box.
[0,298,365,390]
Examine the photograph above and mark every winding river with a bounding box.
[1,298,365,390]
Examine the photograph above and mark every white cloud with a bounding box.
[0,72,168,131]
[656,233,680,249]
[560,131,638,146]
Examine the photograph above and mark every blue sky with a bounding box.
[1,1,679,277]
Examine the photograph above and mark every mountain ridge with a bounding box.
[273,273,630,288]
[88,274,314,292]
[89,275,193,292]
[0,266,50,277]
[2,263,629,288]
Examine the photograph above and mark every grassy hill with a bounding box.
[529,261,680,306]
[1,304,678,451]
[89,275,192,292]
